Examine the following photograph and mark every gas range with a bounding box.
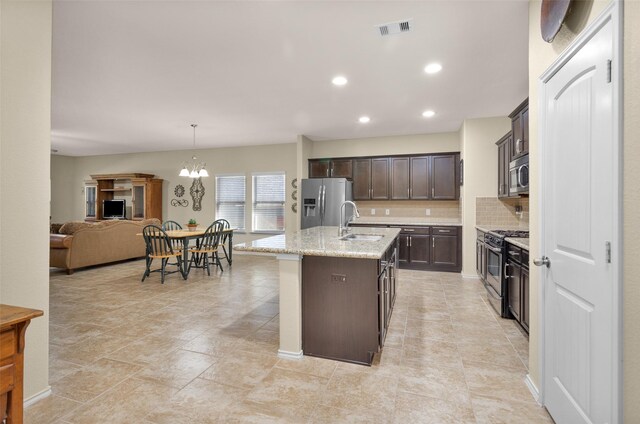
[485,229,529,248]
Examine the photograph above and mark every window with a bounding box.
[252,173,285,232]
[215,175,246,231]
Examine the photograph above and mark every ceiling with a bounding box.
[52,1,529,157]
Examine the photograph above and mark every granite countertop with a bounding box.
[353,217,462,227]
[476,225,529,234]
[233,226,401,259]
[505,237,529,250]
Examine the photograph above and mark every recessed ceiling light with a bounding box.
[424,63,442,74]
[332,76,348,86]
[358,116,371,123]
[422,110,436,118]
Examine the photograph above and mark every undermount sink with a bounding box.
[339,233,384,242]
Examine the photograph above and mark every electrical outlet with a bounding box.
[385,209,390,216]
[371,209,376,215]
[331,274,346,283]
[425,208,431,216]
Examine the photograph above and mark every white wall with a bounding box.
[0,0,51,400]
[310,132,460,158]
[51,143,297,243]
[459,117,512,276]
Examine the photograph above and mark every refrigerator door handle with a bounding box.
[322,185,327,219]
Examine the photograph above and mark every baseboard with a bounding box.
[277,349,303,359]
[525,374,541,405]
[23,386,51,408]
[461,273,480,279]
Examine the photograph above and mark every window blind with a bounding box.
[216,175,246,231]
[252,173,285,232]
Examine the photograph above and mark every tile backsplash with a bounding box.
[476,197,529,229]
[356,200,461,219]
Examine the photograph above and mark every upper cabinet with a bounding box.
[510,99,529,160]
[309,158,353,178]
[496,132,512,198]
[353,158,389,200]
[312,153,459,201]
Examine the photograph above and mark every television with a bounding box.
[103,199,126,219]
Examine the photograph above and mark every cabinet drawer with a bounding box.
[0,364,15,395]
[396,226,430,235]
[432,226,458,235]
[0,330,15,360]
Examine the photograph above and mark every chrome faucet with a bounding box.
[339,201,360,236]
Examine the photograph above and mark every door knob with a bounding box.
[533,256,550,268]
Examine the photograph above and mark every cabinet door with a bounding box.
[371,158,389,199]
[408,235,431,266]
[512,105,529,159]
[431,154,458,200]
[309,160,330,178]
[132,184,146,220]
[521,267,529,332]
[84,185,97,219]
[352,159,372,200]
[398,234,410,268]
[330,159,353,178]
[390,157,410,200]
[431,235,458,267]
[410,156,429,199]
[497,136,510,198]
[507,260,522,321]
[521,106,529,156]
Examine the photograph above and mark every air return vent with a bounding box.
[376,19,412,37]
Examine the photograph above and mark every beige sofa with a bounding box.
[50,219,160,274]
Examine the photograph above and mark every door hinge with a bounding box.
[606,59,612,83]
[606,241,611,263]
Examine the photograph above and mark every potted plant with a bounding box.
[187,219,198,231]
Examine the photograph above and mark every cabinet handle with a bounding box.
[409,236,412,247]
[326,169,329,177]
[438,230,451,233]
[406,237,410,247]
[499,185,502,194]
[432,237,435,248]
[403,228,415,232]
[407,188,410,197]
[432,187,435,197]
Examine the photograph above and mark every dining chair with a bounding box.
[161,220,184,260]
[187,221,224,276]
[142,224,185,283]
[214,219,231,265]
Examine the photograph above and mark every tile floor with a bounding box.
[29,255,553,423]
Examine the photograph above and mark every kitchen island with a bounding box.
[234,226,400,365]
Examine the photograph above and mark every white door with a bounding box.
[541,14,617,424]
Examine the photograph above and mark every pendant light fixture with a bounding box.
[179,124,209,178]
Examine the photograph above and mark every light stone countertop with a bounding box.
[233,226,401,259]
[353,217,462,226]
[476,225,529,234]
[505,237,529,250]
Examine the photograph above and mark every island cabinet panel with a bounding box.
[302,256,380,365]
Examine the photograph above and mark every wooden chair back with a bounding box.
[143,225,176,258]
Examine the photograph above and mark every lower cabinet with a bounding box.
[506,243,529,334]
[353,224,461,272]
[302,240,398,365]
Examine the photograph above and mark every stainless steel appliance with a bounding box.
[301,178,353,229]
[509,154,529,195]
[481,229,529,317]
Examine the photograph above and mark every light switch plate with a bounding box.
[385,209,390,215]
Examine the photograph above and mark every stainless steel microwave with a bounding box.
[509,155,529,195]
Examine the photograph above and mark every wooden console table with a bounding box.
[0,304,43,424]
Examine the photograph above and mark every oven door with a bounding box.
[485,244,503,295]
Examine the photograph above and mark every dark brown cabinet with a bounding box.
[353,158,389,200]
[431,227,459,267]
[497,132,512,198]
[302,239,398,365]
[510,99,529,160]
[431,154,459,200]
[384,225,461,272]
[506,242,529,334]
[410,156,430,199]
[390,157,410,199]
[308,159,353,179]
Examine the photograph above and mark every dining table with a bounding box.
[140,227,234,279]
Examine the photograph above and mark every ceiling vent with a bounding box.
[376,19,412,37]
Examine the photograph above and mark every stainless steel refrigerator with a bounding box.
[301,178,353,229]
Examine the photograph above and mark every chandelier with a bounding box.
[179,124,209,178]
